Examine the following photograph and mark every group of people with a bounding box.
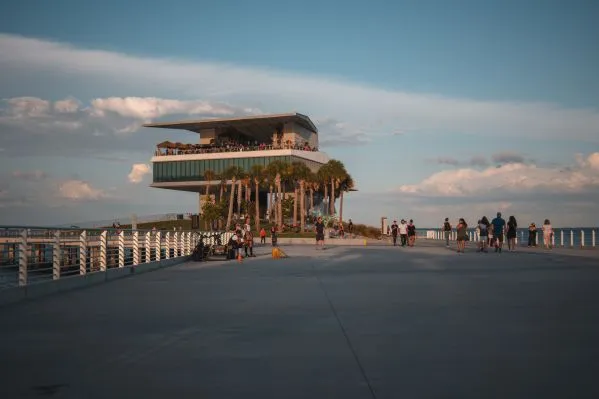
[442,212,554,253]
[228,221,257,259]
[389,219,417,247]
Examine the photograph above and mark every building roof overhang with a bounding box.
[143,113,318,139]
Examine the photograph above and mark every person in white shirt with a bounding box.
[399,220,408,247]
[542,219,553,249]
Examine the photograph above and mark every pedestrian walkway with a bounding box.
[1,243,598,398]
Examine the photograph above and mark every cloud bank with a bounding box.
[1,33,598,145]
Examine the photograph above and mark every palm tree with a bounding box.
[292,162,311,233]
[267,160,287,228]
[317,164,330,215]
[236,168,245,217]
[250,164,265,232]
[325,159,348,216]
[338,174,354,224]
[224,166,240,230]
[307,172,318,217]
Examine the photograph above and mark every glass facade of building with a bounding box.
[153,155,322,183]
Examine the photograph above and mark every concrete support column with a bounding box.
[118,231,125,268]
[79,230,86,275]
[100,231,107,272]
[53,230,61,280]
[133,231,140,265]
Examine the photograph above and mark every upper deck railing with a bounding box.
[155,143,318,157]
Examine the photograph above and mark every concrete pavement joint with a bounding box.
[311,263,378,399]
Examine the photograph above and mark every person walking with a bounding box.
[477,216,490,252]
[391,220,399,246]
[442,218,452,247]
[407,219,416,247]
[399,220,408,247]
[491,212,506,253]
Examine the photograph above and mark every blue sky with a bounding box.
[1,0,598,227]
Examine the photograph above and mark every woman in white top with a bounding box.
[542,219,553,249]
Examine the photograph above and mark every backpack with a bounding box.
[444,222,451,231]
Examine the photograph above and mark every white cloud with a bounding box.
[58,179,106,200]
[90,97,235,120]
[5,96,50,117]
[128,163,150,184]
[1,34,598,142]
[54,98,80,113]
[398,152,599,197]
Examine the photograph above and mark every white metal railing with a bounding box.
[426,228,597,248]
[0,226,231,290]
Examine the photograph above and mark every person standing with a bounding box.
[442,218,452,247]
[528,223,537,247]
[347,219,354,237]
[259,227,267,244]
[456,218,468,253]
[391,220,399,246]
[399,220,408,247]
[542,219,553,249]
[244,229,255,257]
[491,212,506,253]
[506,216,518,251]
[270,224,278,247]
[314,216,325,249]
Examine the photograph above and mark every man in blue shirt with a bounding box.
[491,212,506,253]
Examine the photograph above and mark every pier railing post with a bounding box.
[132,231,139,265]
[79,230,87,275]
[581,230,585,248]
[165,232,170,259]
[18,229,28,287]
[100,231,107,272]
[174,231,179,257]
[593,230,596,248]
[118,230,125,268]
[570,230,574,248]
[53,230,61,280]
[185,232,191,255]
[560,230,564,247]
[155,231,161,260]
[145,231,151,263]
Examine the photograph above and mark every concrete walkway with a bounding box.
[1,243,598,398]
